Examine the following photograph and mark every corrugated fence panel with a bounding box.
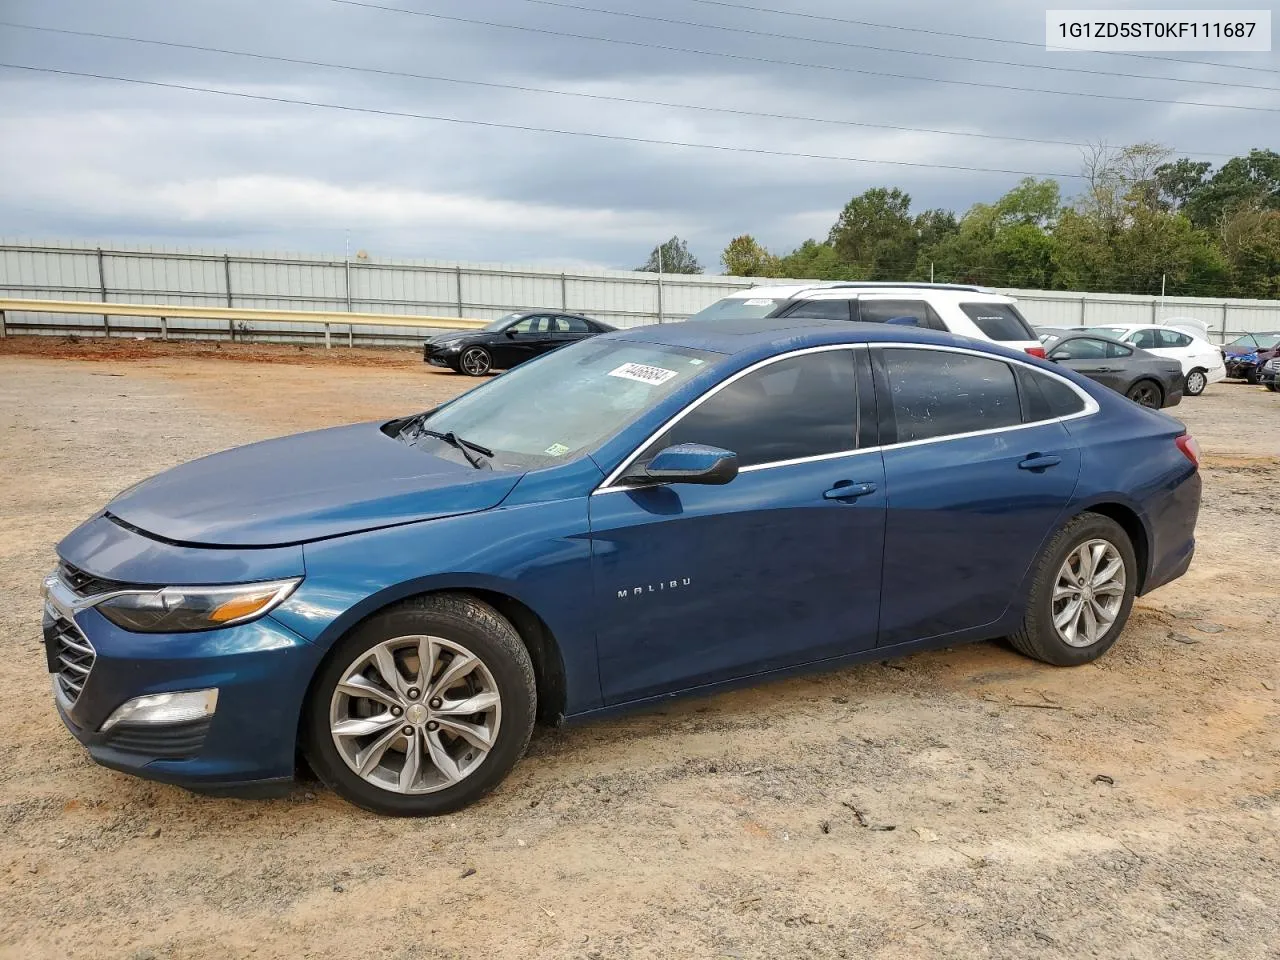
[3,241,1277,345]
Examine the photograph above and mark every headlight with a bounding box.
[95,578,301,633]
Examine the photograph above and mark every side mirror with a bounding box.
[1050,349,1071,361]
[639,443,738,486]
[505,328,519,338]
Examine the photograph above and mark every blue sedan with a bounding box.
[44,318,1201,815]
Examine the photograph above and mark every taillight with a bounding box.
[1024,346,1047,359]
[1175,434,1200,468]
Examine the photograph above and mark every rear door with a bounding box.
[871,346,1083,647]
[858,298,948,331]
[1047,336,1128,392]
[552,315,595,347]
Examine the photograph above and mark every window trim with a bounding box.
[592,342,1098,494]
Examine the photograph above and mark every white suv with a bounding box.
[687,283,1046,357]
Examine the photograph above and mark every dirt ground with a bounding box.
[1,337,1277,960]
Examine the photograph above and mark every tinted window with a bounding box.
[558,316,590,334]
[657,351,858,468]
[1051,337,1109,360]
[1017,366,1087,422]
[509,315,552,334]
[1130,329,1159,349]
[958,303,1036,341]
[860,299,946,331]
[1105,341,1133,358]
[785,299,852,321]
[881,349,1021,442]
[1158,329,1192,348]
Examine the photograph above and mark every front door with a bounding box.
[589,348,886,704]
[493,315,558,367]
[871,347,1082,646]
[1047,336,1129,393]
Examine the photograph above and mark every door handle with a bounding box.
[1018,455,1062,471]
[824,481,877,500]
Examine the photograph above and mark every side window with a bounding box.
[1051,337,1108,360]
[784,299,852,321]
[958,303,1037,342]
[1105,341,1133,358]
[1130,329,1159,349]
[880,349,1021,443]
[558,316,590,334]
[655,351,858,468]
[859,300,946,331]
[1158,330,1191,348]
[1016,366,1088,422]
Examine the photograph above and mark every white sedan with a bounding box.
[1085,319,1226,396]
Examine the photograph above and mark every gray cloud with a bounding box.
[0,0,1273,269]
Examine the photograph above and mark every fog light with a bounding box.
[100,689,218,731]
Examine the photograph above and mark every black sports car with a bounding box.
[1046,333,1185,409]
[423,311,614,376]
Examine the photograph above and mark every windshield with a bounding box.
[407,338,721,470]
[481,312,523,333]
[686,295,788,323]
[1230,333,1280,349]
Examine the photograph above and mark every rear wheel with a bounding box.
[1008,513,1136,667]
[1125,379,1163,408]
[1184,368,1208,396]
[304,593,536,816]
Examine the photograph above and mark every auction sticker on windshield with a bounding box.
[608,362,679,386]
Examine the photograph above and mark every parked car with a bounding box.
[1260,356,1280,392]
[44,319,1202,815]
[1221,332,1280,384]
[1035,325,1085,347]
[1046,334,1184,408]
[1084,320,1226,396]
[423,310,614,376]
[688,282,1048,357]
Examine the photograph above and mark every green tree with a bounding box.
[776,240,859,280]
[636,236,702,274]
[720,234,779,277]
[1220,208,1280,298]
[1153,158,1212,212]
[827,187,916,279]
[1184,149,1280,228]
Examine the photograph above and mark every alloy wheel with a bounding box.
[1051,539,1126,648]
[1185,370,1206,395]
[329,635,502,794]
[1128,382,1160,408]
[461,347,491,376]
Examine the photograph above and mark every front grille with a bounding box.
[103,718,212,760]
[46,613,96,706]
[58,561,125,598]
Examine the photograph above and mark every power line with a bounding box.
[515,0,1280,93]
[0,61,1089,178]
[327,0,1280,114]
[676,0,1280,78]
[0,20,1244,160]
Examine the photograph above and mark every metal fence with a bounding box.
[2,239,1278,345]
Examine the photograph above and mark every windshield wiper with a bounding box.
[415,428,493,469]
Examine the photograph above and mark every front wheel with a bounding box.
[459,346,493,377]
[1244,367,1259,385]
[1125,379,1163,408]
[304,594,536,816]
[1184,368,1208,396]
[1008,513,1137,667]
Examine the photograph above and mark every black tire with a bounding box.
[1184,368,1208,396]
[304,593,536,816]
[1269,382,1280,393]
[458,346,492,377]
[1008,513,1137,667]
[1244,367,1259,385]
[1125,379,1163,409]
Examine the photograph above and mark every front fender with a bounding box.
[270,495,602,714]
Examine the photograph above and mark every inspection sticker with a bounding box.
[608,362,679,386]
[544,442,571,457]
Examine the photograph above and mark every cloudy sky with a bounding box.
[0,0,1274,270]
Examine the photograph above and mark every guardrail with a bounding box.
[0,298,487,347]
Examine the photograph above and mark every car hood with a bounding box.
[106,422,522,547]
[427,330,483,345]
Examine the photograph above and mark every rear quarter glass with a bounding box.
[959,303,1037,341]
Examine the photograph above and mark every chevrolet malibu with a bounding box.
[43,318,1201,815]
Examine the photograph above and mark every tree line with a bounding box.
[638,145,1280,300]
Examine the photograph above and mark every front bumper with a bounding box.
[44,580,324,793]
[423,342,463,366]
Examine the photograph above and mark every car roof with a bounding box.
[718,282,1005,301]
[610,317,1011,357]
